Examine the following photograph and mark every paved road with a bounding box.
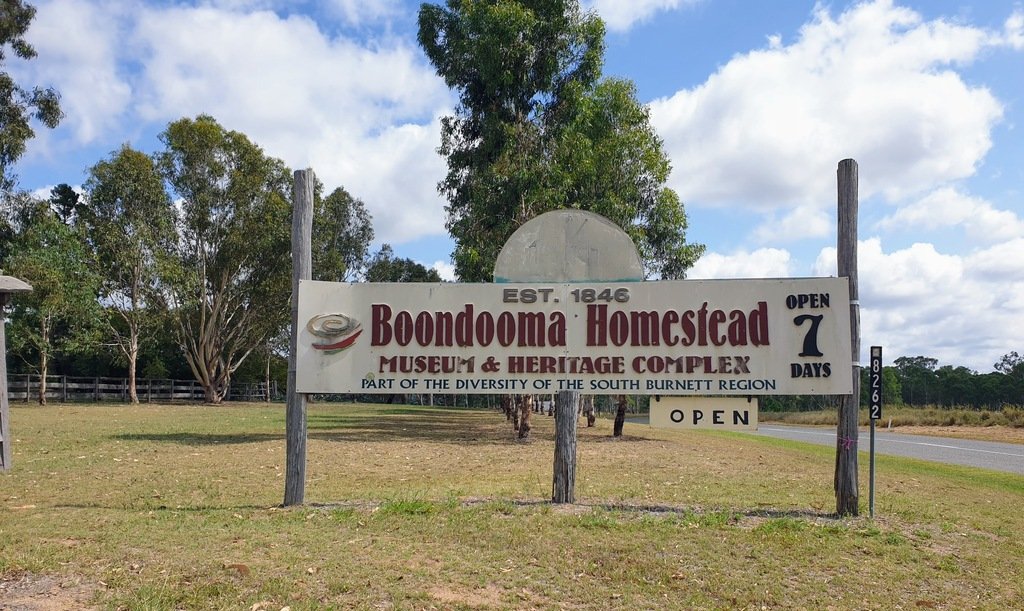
[625,417,1024,474]
[751,425,1024,475]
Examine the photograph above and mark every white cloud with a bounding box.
[1001,10,1024,49]
[876,187,1024,243]
[431,259,456,282]
[813,238,1024,371]
[320,118,449,244]
[191,0,402,26]
[752,205,831,244]
[687,247,792,279]
[585,0,700,32]
[324,0,402,26]
[649,0,1015,211]
[130,7,445,129]
[21,0,132,144]
[125,4,453,244]
[965,238,1024,282]
[23,1,454,245]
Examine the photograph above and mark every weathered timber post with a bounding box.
[553,390,580,502]
[835,158,861,516]
[285,169,314,506]
[1,277,32,472]
[0,318,10,471]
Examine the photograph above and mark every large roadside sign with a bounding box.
[296,278,852,396]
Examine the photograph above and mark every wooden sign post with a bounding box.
[0,276,32,472]
[284,170,314,505]
[835,159,861,516]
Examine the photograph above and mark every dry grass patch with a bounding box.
[763,406,1024,443]
[1,402,1021,609]
[881,424,1024,444]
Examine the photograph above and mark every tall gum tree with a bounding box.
[156,115,292,404]
[418,0,703,283]
[84,144,175,404]
[312,185,374,282]
[419,0,704,437]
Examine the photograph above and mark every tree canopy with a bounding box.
[156,115,294,403]
[84,144,176,402]
[365,244,442,283]
[418,0,703,281]
[312,186,374,282]
[4,193,100,403]
[0,0,62,191]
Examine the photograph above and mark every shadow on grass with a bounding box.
[112,432,283,445]
[53,502,274,512]
[54,497,846,522]
[307,410,519,445]
[110,408,518,446]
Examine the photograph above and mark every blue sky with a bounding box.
[9,0,1024,372]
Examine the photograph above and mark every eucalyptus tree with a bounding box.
[894,356,938,406]
[418,0,703,282]
[312,186,374,282]
[0,0,62,192]
[156,115,292,404]
[419,0,703,438]
[4,194,100,404]
[84,144,175,403]
[365,244,442,283]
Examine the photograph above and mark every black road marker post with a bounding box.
[869,345,883,518]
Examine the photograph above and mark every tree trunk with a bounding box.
[582,395,596,427]
[612,394,628,437]
[38,355,48,406]
[264,349,272,402]
[203,381,224,404]
[517,394,534,439]
[127,334,139,404]
[38,317,50,406]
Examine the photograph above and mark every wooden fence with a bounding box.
[6,374,280,404]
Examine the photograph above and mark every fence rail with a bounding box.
[6,374,279,404]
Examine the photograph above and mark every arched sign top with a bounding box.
[493,209,644,283]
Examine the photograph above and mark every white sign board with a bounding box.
[296,278,852,395]
[650,396,759,431]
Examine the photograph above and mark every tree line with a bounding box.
[1,115,439,404]
[763,352,1024,411]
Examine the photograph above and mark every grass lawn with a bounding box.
[1,401,1022,610]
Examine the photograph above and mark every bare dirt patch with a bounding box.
[427,583,505,608]
[0,573,97,611]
